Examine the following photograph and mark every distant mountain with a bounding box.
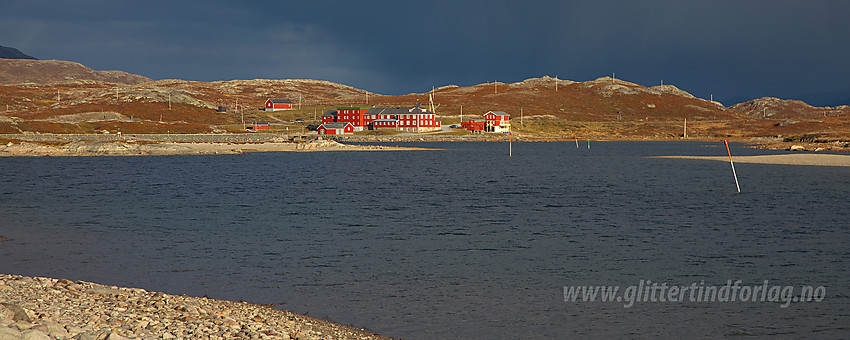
[728,97,850,119]
[0,59,150,85]
[0,45,36,59]
[723,91,850,108]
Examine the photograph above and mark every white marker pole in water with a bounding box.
[509,132,512,157]
[575,133,579,148]
[725,140,741,193]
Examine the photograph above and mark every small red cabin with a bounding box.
[317,122,354,135]
[265,98,293,111]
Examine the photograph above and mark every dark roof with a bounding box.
[365,105,434,116]
[488,111,510,116]
[321,122,351,129]
[268,98,292,104]
[322,109,337,117]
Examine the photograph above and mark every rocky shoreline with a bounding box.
[0,139,431,157]
[0,274,391,340]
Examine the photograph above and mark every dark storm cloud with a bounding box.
[1,0,848,105]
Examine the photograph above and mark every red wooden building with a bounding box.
[322,109,337,124]
[317,122,354,135]
[335,107,371,128]
[460,120,486,132]
[321,104,441,133]
[364,105,441,132]
[483,111,511,133]
[251,122,270,130]
[265,98,293,111]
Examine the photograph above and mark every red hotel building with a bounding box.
[324,104,441,133]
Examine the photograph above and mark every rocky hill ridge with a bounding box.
[0,59,150,85]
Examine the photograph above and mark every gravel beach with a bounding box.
[0,274,391,340]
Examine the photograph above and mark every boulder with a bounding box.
[0,303,31,323]
[0,327,22,340]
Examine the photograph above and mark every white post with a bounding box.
[725,140,741,193]
[684,118,687,138]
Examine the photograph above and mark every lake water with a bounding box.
[1,141,848,338]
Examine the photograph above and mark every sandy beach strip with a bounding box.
[654,154,850,167]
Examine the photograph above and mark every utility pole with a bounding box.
[57,89,60,102]
[494,81,497,94]
[168,93,171,110]
[116,88,119,102]
[521,107,523,126]
[238,98,244,128]
[555,75,558,92]
[299,93,303,109]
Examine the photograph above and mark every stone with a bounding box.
[43,322,70,339]
[87,287,126,297]
[0,303,31,323]
[20,329,52,340]
[104,332,130,340]
[789,145,805,151]
[72,331,98,340]
[0,327,22,340]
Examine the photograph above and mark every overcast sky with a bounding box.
[2,0,849,105]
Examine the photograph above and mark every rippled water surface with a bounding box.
[1,141,848,338]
